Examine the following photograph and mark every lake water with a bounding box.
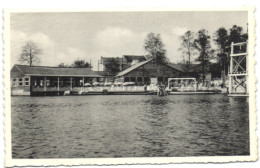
[11,94,249,158]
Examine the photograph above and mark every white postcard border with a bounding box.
[4,6,257,167]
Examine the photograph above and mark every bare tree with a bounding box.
[19,41,42,66]
[178,31,195,76]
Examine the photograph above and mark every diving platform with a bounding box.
[228,41,248,96]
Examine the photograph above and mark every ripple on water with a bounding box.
[11,94,249,158]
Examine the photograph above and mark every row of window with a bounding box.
[13,77,104,87]
[124,77,169,83]
[32,79,82,87]
[12,78,30,87]
[31,78,99,87]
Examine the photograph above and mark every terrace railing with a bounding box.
[73,86,146,92]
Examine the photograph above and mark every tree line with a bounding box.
[57,60,92,68]
[19,25,247,85]
[143,25,248,84]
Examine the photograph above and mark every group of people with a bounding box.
[157,83,168,96]
[143,82,168,96]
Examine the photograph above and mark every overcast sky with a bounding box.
[10,11,247,70]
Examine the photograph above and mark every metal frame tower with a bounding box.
[228,41,248,96]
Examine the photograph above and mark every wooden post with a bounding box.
[230,42,234,92]
[70,77,72,90]
[229,42,234,94]
[57,77,60,94]
[229,76,232,94]
[142,65,145,84]
[29,76,32,96]
[231,42,234,55]
[82,77,85,86]
[230,57,233,74]
[44,76,47,92]
[194,79,197,92]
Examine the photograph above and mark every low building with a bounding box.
[11,64,103,96]
[115,59,184,85]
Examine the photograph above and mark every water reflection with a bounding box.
[11,95,249,158]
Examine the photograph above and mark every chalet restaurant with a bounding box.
[10,59,184,96]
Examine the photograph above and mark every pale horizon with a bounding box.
[10,11,248,70]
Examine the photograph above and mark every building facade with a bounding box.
[11,64,103,96]
[115,59,184,85]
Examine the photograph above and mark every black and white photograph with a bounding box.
[3,6,257,166]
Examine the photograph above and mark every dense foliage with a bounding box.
[144,33,168,63]
[58,59,92,68]
[178,24,248,85]
[104,58,121,73]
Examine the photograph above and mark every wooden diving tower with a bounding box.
[228,41,248,96]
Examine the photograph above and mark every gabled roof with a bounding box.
[116,59,184,77]
[168,63,200,72]
[11,64,103,77]
[123,55,147,62]
[168,63,186,72]
[116,59,152,77]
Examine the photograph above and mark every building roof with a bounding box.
[123,55,147,62]
[168,63,200,72]
[168,63,186,71]
[95,71,116,76]
[100,55,147,67]
[116,59,152,77]
[12,64,103,77]
[116,59,184,77]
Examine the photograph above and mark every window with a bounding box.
[137,77,143,82]
[33,80,37,87]
[46,80,50,87]
[12,79,17,87]
[19,78,23,86]
[99,78,104,82]
[24,78,30,86]
[124,77,129,82]
[79,79,83,86]
[158,76,163,82]
[40,80,44,86]
[130,77,136,82]
[144,77,150,83]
